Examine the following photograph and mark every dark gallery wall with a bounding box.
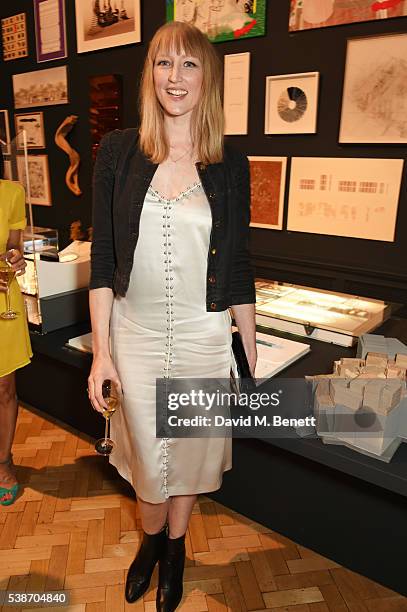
[0,1,406,302]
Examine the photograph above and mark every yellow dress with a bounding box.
[0,180,32,378]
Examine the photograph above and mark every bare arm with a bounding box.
[231,302,257,376]
[88,287,122,413]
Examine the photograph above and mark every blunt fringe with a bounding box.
[139,21,224,165]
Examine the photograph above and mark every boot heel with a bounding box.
[156,533,186,612]
[125,524,167,604]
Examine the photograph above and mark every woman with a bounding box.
[0,149,32,506]
[88,21,256,611]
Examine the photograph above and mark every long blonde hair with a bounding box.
[139,21,224,165]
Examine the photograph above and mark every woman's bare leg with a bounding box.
[0,373,18,499]
[167,494,197,538]
[137,497,170,533]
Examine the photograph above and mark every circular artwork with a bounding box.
[277,87,308,122]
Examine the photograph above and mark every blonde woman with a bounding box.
[88,21,256,611]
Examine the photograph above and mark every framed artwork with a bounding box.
[34,0,67,63]
[166,0,266,43]
[289,0,407,31]
[224,52,250,135]
[1,13,28,61]
[248,156,287,230]
[287,157,404,242]
[15,112,46,149]
[17,154,52,206]
[339,33,407,144]
[13,65,68,109]
[0,110,11,154]
[265,72,319,135]
[75,0,141,53]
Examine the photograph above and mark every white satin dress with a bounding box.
[109,181,234,503]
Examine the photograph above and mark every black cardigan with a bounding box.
[89,128,256,312]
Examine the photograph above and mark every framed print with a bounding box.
[265,72,319,135]
[289,0,407,31]
[34,0,67,63]
[0,110,11,154]
[75,0,141,53]
[1,13,28,61]
[166,0,266,43]
[15,112,46,149]
[287,157,404,242]
[13,65,68,109]
[249,156,287,230]
[17,154,52,206]
[339,33,407,144]
[224,52,250,135]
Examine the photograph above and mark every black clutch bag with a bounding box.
[231,331,256,393]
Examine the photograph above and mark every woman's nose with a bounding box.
[169,65,181,82]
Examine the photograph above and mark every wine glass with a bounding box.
[0,258,19,320]
[95,379,120,455]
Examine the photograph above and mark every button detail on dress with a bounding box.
[210,302,217,310]
[208,275,216,284]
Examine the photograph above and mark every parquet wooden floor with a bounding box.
[1,405,406,612]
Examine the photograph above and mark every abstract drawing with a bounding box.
[265,72,319,134]
[166,0,266,43]
[1,13,28,61]
[339,33,407,143]
[287,157,404,241]
[289,0,407,31]
[248,157,287,230]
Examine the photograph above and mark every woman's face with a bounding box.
[153,50,203,120]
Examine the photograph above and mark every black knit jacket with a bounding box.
[89,128,256,312]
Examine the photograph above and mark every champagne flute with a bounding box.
[95,379,120,455]
[0,258,19,320]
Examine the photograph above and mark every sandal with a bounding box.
[0,455,20,506]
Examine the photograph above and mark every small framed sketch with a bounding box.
[17,154,52,206]
[248,156,287,230]
[75,0,141,53]
[265,72,319,135]
[339,33,407,144]
[166,0,266,43]
[0,110,11,154]
[34,0,67,63]
[15,112,46,149]
[1,13,28,61]
[13,65,68,109]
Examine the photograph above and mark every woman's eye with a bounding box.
[184,61,197,67]
[157,60,170,66]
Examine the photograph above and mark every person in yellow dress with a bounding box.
[0,150,32,505]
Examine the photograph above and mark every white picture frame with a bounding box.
[339,33,407,144]
[0,110,11,154]
[17,154,52,206]
[13,65,68,109]
[265,71,319,135]
[248,156,287,230]
[75,0,141,54]
[287,157,404,242]
[15,112,45,149]
[224,52,250,136]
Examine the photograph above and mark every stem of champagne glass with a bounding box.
[104,415,109,442]
[5,286,10,313]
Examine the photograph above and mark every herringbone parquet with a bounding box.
[1,405,406,612]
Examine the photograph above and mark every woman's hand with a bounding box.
[0,249,26,276]
[88,354,123,414]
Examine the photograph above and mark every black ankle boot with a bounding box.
[156,533,186,612]
[125,524,167,603]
